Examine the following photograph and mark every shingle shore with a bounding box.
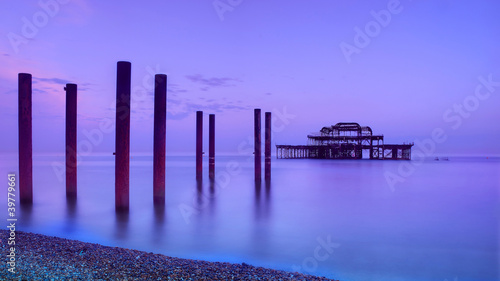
[1,230,339,280]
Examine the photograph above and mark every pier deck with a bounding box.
[276,122,414,160]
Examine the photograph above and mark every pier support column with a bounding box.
[265,112,271,181]
[153,74,167,205]
[115,61,131,211]
[254,109,261,181]
[196,111,203,180]
[369,139,374,159]
[65,83,77,199]
[209,114,215,179]
[18,73,32,204]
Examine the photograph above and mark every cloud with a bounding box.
[4,89,17,95]
[166,97,250,121]
[185,74,242,90]
[32,78,92,92]
[56,0,93,26]
[33,77,72,85]
[167,83,188,95]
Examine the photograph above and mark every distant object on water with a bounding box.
[276,122,414,160]
[435,157,449,161]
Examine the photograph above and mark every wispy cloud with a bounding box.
[166,100,250,120]
[185,74,242,90]
[168,83,188,95]
[33,77,93,92]
[56,0,93,26]
[33,77,71,85]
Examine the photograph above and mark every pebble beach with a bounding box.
[1,230,339,280]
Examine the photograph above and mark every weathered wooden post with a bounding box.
[18,73,33,204]
[209,114,215,179]
[265,112,271,181]
[153,74,167,205]
[115,61,131,211]
[196,111,203,180]
[254,108,261,181]
[65,83,77,199]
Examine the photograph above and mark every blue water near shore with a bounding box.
[0,154,499,281]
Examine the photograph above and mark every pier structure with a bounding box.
[115,61,131,211]
[18,73,33,204]
[65,83,77,199]
[254,109,261,181]
[264,112,271,181]
[196,111,203,180]
[276,122,413,160]
[153,74,167,205]
[209,114,215,179]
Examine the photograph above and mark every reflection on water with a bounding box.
[254,180,272,222]
[115,211,129,241]
[64,197,77,233]
[152,204,166,244]
[0,155,498,281]
[19,203,33,226]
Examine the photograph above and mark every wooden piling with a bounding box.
[196,111,203,180]
[153,74,167,205]
[65,83,77,199]
[18,73,33,204]
[115,61,131,211]
[254,109,261,181]
[209,114,215,179]
[265,112,271,181]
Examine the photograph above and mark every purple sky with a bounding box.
[1,0,499,156]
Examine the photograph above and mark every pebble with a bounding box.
[0,230,340,280]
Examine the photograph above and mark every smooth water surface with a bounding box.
[0,155,498,281]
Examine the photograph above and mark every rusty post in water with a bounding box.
[153,74,167,205]
[115,61,131,211]
[209,114,215,179]
[18,73,33,204]
[254,108,261,181]
[265,112,271,181]
[196,111,203,180]
[65,83,77,199]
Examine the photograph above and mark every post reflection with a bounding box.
[115,210,129,240]
[64,196,78,233]
[152,203,166,244]
[265,179,271,209]
[252,179,272,257]
[208,178,216,216]
[196,179,203,207]
[194,178,216,217]
[254,180,272,221]
[19,203,33,227]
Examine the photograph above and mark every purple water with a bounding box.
[1,154,499,280]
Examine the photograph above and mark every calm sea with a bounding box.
[0,154,499,281]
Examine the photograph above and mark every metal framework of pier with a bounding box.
[276,122,413,160]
